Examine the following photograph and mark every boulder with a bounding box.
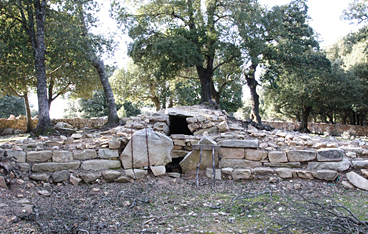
[120,128,173,169]
[317,149,344,162]
[346,172,368,191]
[231,169,251,180]
[287,150,316,162]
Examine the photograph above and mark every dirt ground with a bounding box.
[1,172,368,234]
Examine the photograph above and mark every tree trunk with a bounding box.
[198,68,214,104]
[23,93,33,133]
[245,62,262,124]
[298,105,312,133]
[33,0,53,135]
[151,96,161,111]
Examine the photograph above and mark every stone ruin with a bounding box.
[1,105,368,191]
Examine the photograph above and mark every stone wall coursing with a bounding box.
[264,121,368,136]
[0,115,38,133]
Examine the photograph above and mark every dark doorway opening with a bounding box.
[166,157,184,173]
[169,115,193,135]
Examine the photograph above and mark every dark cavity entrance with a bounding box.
[166,157,184,173]
[169,115,193,135]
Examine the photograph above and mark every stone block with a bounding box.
[275,168,293,178]
[17,163,30,172]
[125,169,147,179]
[219,140,258,149]
[352,160,368,169]
[346,171,368,191]
[268,151,288,163]
[172,150,190,158]
[73,149,97,160]
[98,149,119,159]
[27,150,52,163]
[7,151,26,163]
[109,140,121,150]
[308,158,351,172]
[153,122,170,135]
[263,162,302,168]
[217,121,229,132]
[81,160,122,170]
[206,168,221,180]
[219,158,262,169]
[101,170,121,182]
[0,176,7,189]
[221,167,233,175]
[317,149,344,162]
[80,172,101,183]
[312,170,338,181]
[287,150,316,162]
[32,161,81,173]
[220,148,244,159]
[252,167,274,175]
[231,169,251,180]
[52,151,73,163]
[29,173,49,181]
[180,150,219,173]
[51,170,70,183]
[245,149,267,161]
[293,170,314,179]
[150,166,166,176]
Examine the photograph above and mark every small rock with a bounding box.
[0,176,8,189]
[37,190,51,196]
[342,181,355,189]
[269,177,278,183]
[293,183,302,190]
[70,174,82,185]
[167,172,181,178]
[51,170,70,183]
[115,176,133,183]
[346,171,368,191]
[361,169,368,178]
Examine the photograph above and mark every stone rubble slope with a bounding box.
[0,105,368,191]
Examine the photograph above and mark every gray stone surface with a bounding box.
[98,149,119,159]
[252,167,274,175]
[150,166,166,176]
[172,150,190,159]
[293,170,314,179]
[245,149,268,161]
[73,149,97,160]
[120,128,173,169]
[263,162,302,168]
[17,163,30,172]
[30,173,49,181]
[51,170,70,183]
[275,168,293,178]
[308,158,351,172]
[317,149,344,162]
[312,170,338,181]
[7,151,26,163]
[81,160,122,170]
[268,151,288,163]
[27,150,52,163]
[80,172,101,183]
[219,158,262,169]
[125,169,147,179]
[115,176,133,183]
[231,169,251,180]
[346,171,368,191]
[32,161,81,173]
[287,150,316,162]
[352,160,368,169]
[70,174,82,185]
[101,170,121,182]
[218,140,258,149]
[205,168,221,180]
[52,151,73,163]
[0,176,7,189]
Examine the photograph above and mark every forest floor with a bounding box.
[1,173,368,234]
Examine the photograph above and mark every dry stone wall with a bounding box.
[1,105,368,191]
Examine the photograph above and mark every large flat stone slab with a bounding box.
[219,158,262,169]
[52,151,73,163]
[98,149,119,159]
[308,158,351,172]
[218,140,258,149]
[346,171,368,191]
[32,161,81,172]
[317,149,344,162]
[73,149,97,160]
[287,150,316,162]
[27,151,52,163]
[81,160,122,170]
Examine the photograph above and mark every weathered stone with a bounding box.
[252,167,274,175]
[220,148,244,159]
[32,161,81,173]
[221,167,233,175]
[352,160,368,169]
[125,169,147,179]
[51,170,70,183]
[219,158,262,169]
[312,170,338,181]
[231,169,251,180]
[73,149,97,160]
[188,123,200,132]
[0,176,8,189]
[0,148,5,156]
[167,172,181,178]
[7,151,26,163]
[173,139,186,147]
[101,170,121,182]
[308,158,351,172]
[339,147,364,155]
[172,150,190,158]
[17,163,30,172]
[109,140,121,150]
[115,176,133,183]
[245,149,268,161]
[98,149,119,159]
[362,169,368,177]
[194,126,218,135]
[263,162,302,168]
[153,122,170,135]
[205,168,221,180]
[80,172,101,183]
[52,151,73,163]
[45,141,62,147]
[275,168,293,178]
[219,140,258,149]
[81,160,121,170]
[346,171,368,191]
[287,150,316,162]
[317,149,344,162]
[150,166,166,176]
[268,151,287,163]
[70,174,82,185]
[217,121,229,132]
[293,170,314,179]
[29,173,49,181]
[120,128,173,169]
[27,150,52,163]
[342,181,355,189]
[71,133,83,139]
[37,190,51,196]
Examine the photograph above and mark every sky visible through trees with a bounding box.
[27,0,362,118]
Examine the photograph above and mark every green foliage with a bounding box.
[0,95,26,118]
